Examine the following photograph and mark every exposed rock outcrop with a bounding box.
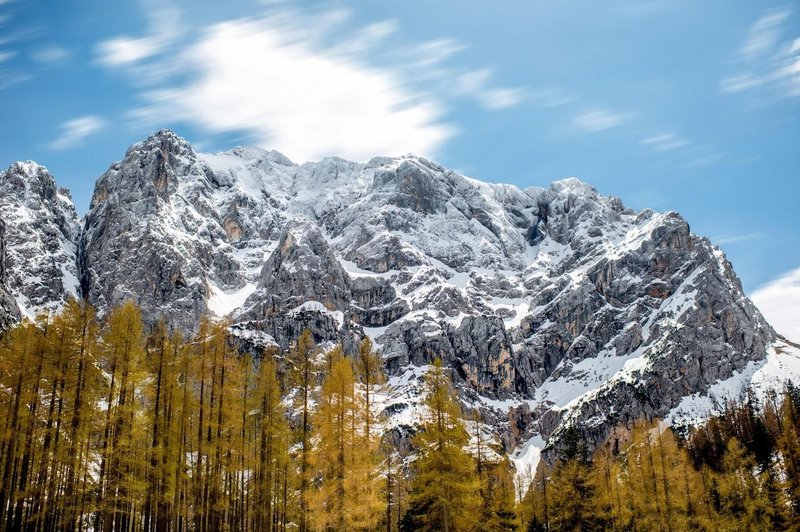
[0,130,790,470]
[0,219,21,330]
[0,161,80,318]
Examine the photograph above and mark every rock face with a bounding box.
[0,219,21,330]
[0,162,80,318]
[0,130,795,470]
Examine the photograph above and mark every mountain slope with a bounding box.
[0,219,20,329]
[0,161,80,318]
[1,130,797,482]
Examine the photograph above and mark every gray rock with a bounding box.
[0,162,80,317]
[0,130,785,462]
[0,219,21,330]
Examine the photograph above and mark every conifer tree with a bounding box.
[288,329,318,531]
[255,347,288,532]
[312,351,383,530]
[402,359,480,532]
[355,336,386,439]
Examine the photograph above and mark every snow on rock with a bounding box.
[288,301,345,330]
[667,340,800,427]
[207,282,257,318]
[510,435,545,497]
[0,129,782,467]
[0,161,80,318]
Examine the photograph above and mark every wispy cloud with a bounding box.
[712,232,762,245]
[48,115,106,150]
[675,142,723,168]
[104,4,526,162]
[685,152,723,168]
[721,8,799,100]
[740,8,791,60]
[454,69,527,110]
[720,73,763,93]
[641,132,688,151]
[751,267,800,342]
[573,109,631,132]
[31,45,71,67]
[124,10,456,161]
[528,87,575,108]
[95,0,182,67]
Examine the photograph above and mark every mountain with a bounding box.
[0,219,20,329]
[0,161,80,319]
[1,129,797,480]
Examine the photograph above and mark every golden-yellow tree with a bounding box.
[402,359,480,531]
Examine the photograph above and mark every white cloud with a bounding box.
[740,8,791,60]
[527,87,575,108]
[128,14,455,162]
[454,69,527,110]
[480,88,526,109]
[31,45,71,67]
[751,268,800,343]
[95,0,182,67]
[410,38,466,67]
[455,69,491,95]
[712,233,761,245]
[722,8,799,100]
[573,109,630,132]
[99,3,529,161]
[329,20,398,55]
[641,132,688,151]
[720,73,764,93]
[48,115,106,150]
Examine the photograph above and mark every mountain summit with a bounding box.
[1,129,797,477]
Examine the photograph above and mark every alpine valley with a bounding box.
[1,129,798,485]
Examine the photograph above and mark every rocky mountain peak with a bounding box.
[92,129,207,209]
[131,128,195,159]
[239,220,352,318]
[1,161,62,204]
[1,130,796,483]
[0,162,80,316]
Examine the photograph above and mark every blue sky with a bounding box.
[0,0,798,296]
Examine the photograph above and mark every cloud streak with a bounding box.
[740,8,791,60]
[641,132,688,151]
[128,13,455,161]
[95,0,182,67]
[48,116,106,150]
[712,233,761,245]
[722,8,799,100]
[573,109,631,132]
[31,45,71,67]
[454,69,527,110]
[104,4,526,162]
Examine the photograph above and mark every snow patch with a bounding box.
[510,435,545,498]
[207,282,257,318]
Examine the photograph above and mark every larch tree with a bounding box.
[402,359,480,532]
[288,329,318,532]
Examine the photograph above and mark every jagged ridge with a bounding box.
[0,129,797,484]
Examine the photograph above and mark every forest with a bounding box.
[0,299,798,531]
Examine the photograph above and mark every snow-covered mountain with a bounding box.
[0,161,80,319]
[2,129,798,479]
